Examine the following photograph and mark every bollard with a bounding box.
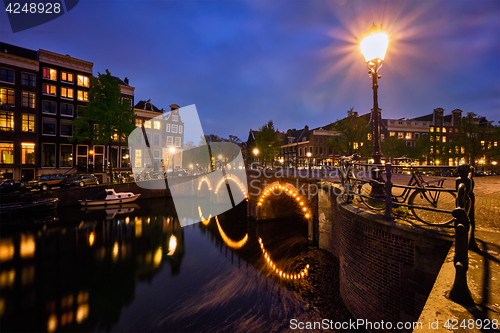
[384,163,393,220]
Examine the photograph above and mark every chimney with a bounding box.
[124,77,129,85]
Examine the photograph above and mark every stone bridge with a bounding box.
[245,168,453,333]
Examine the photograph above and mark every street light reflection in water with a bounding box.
[0,197,353,332]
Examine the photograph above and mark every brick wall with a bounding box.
[338,204,452,332]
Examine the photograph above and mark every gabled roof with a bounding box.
[134,100,163,113]
[112,76,129,86]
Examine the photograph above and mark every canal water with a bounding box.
[0,198,359,332]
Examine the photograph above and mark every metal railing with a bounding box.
[449,164,477,305]
[339,159,465,225]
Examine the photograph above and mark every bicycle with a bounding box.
[342,156,457,225]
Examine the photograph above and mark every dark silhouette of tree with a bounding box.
[255,120,283,164]
[71,70,135,181]
[325,108,372,158]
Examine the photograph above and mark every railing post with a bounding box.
[449,183,475,306]
[455,164,479,251]
[384,163,393,220]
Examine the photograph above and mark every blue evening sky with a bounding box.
[1,0,499,140]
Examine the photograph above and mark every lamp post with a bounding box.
[306,151,312,178]
[359,23,389,167]
[253,148,259,169]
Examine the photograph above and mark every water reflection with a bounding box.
[0,197,351,332]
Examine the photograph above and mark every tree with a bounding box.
[325,108,372,158]
[254,120,283,165]
[71,70,135,181]
[380,136,411,162]
[456,112,491,166]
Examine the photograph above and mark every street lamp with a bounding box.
[253,148,259,169]
[359,23,389,166]
[306,151,312,178]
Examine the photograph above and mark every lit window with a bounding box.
[77,90,88,101]
[144,120,151,128]
[77,75,89,87]
[389,132,395,137]
[381,133,385,141]
[171,125,178,133]
[405,133,412,139]
[60,144,73,167]
[21,143,35,164]
[495,142,498,147]
[22,114,35,133]
[436,136,440,142]
[481,140,485,146]
[60,120,73,137]
[430,127,434,132]
[166,123,170,132]
[43,84,56,96]
[60,103,74,116]
[42,118,56,135]
[178,125,183,134]
[61,87,73,99]
[22,73,36,87]
[172,115,178,122]
[0,112,14,131]
[442,136,446,143]
[175,137,181,147]
[353,142,359,150]
[134,150,142,168]
[61,72,73,82]
[461,147,465,154]
[42,143,56,167]
[0,143,14,164]
[42,101,57,114]
[398,132,403,139]
[135,119,143,127]
[436,127,440,132]
[22,92,36,108]
[0,88,15,105]
[154,121,161,130]
[0,68,14,83]
[43,68,57,80]
[442,127,446,133]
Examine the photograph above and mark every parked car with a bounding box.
[21,174,67,191]
[0,179,22,193]
[62,174,100,187]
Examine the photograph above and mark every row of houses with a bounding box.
[247,108,497,167]
[0,42,184,181]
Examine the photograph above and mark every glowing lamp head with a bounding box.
[306,152,311,157]
[169,147,175,153]
[360,25,389,63]
[253,148,259,156]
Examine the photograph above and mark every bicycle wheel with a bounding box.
[409,187,456,225]
[357,182,386,211]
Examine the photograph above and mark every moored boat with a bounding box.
[78,189,141,206]
[0,197,60,216]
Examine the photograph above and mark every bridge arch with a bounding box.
[214,174,247,197]
[257,181,312,220]
[197,177,212,191]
